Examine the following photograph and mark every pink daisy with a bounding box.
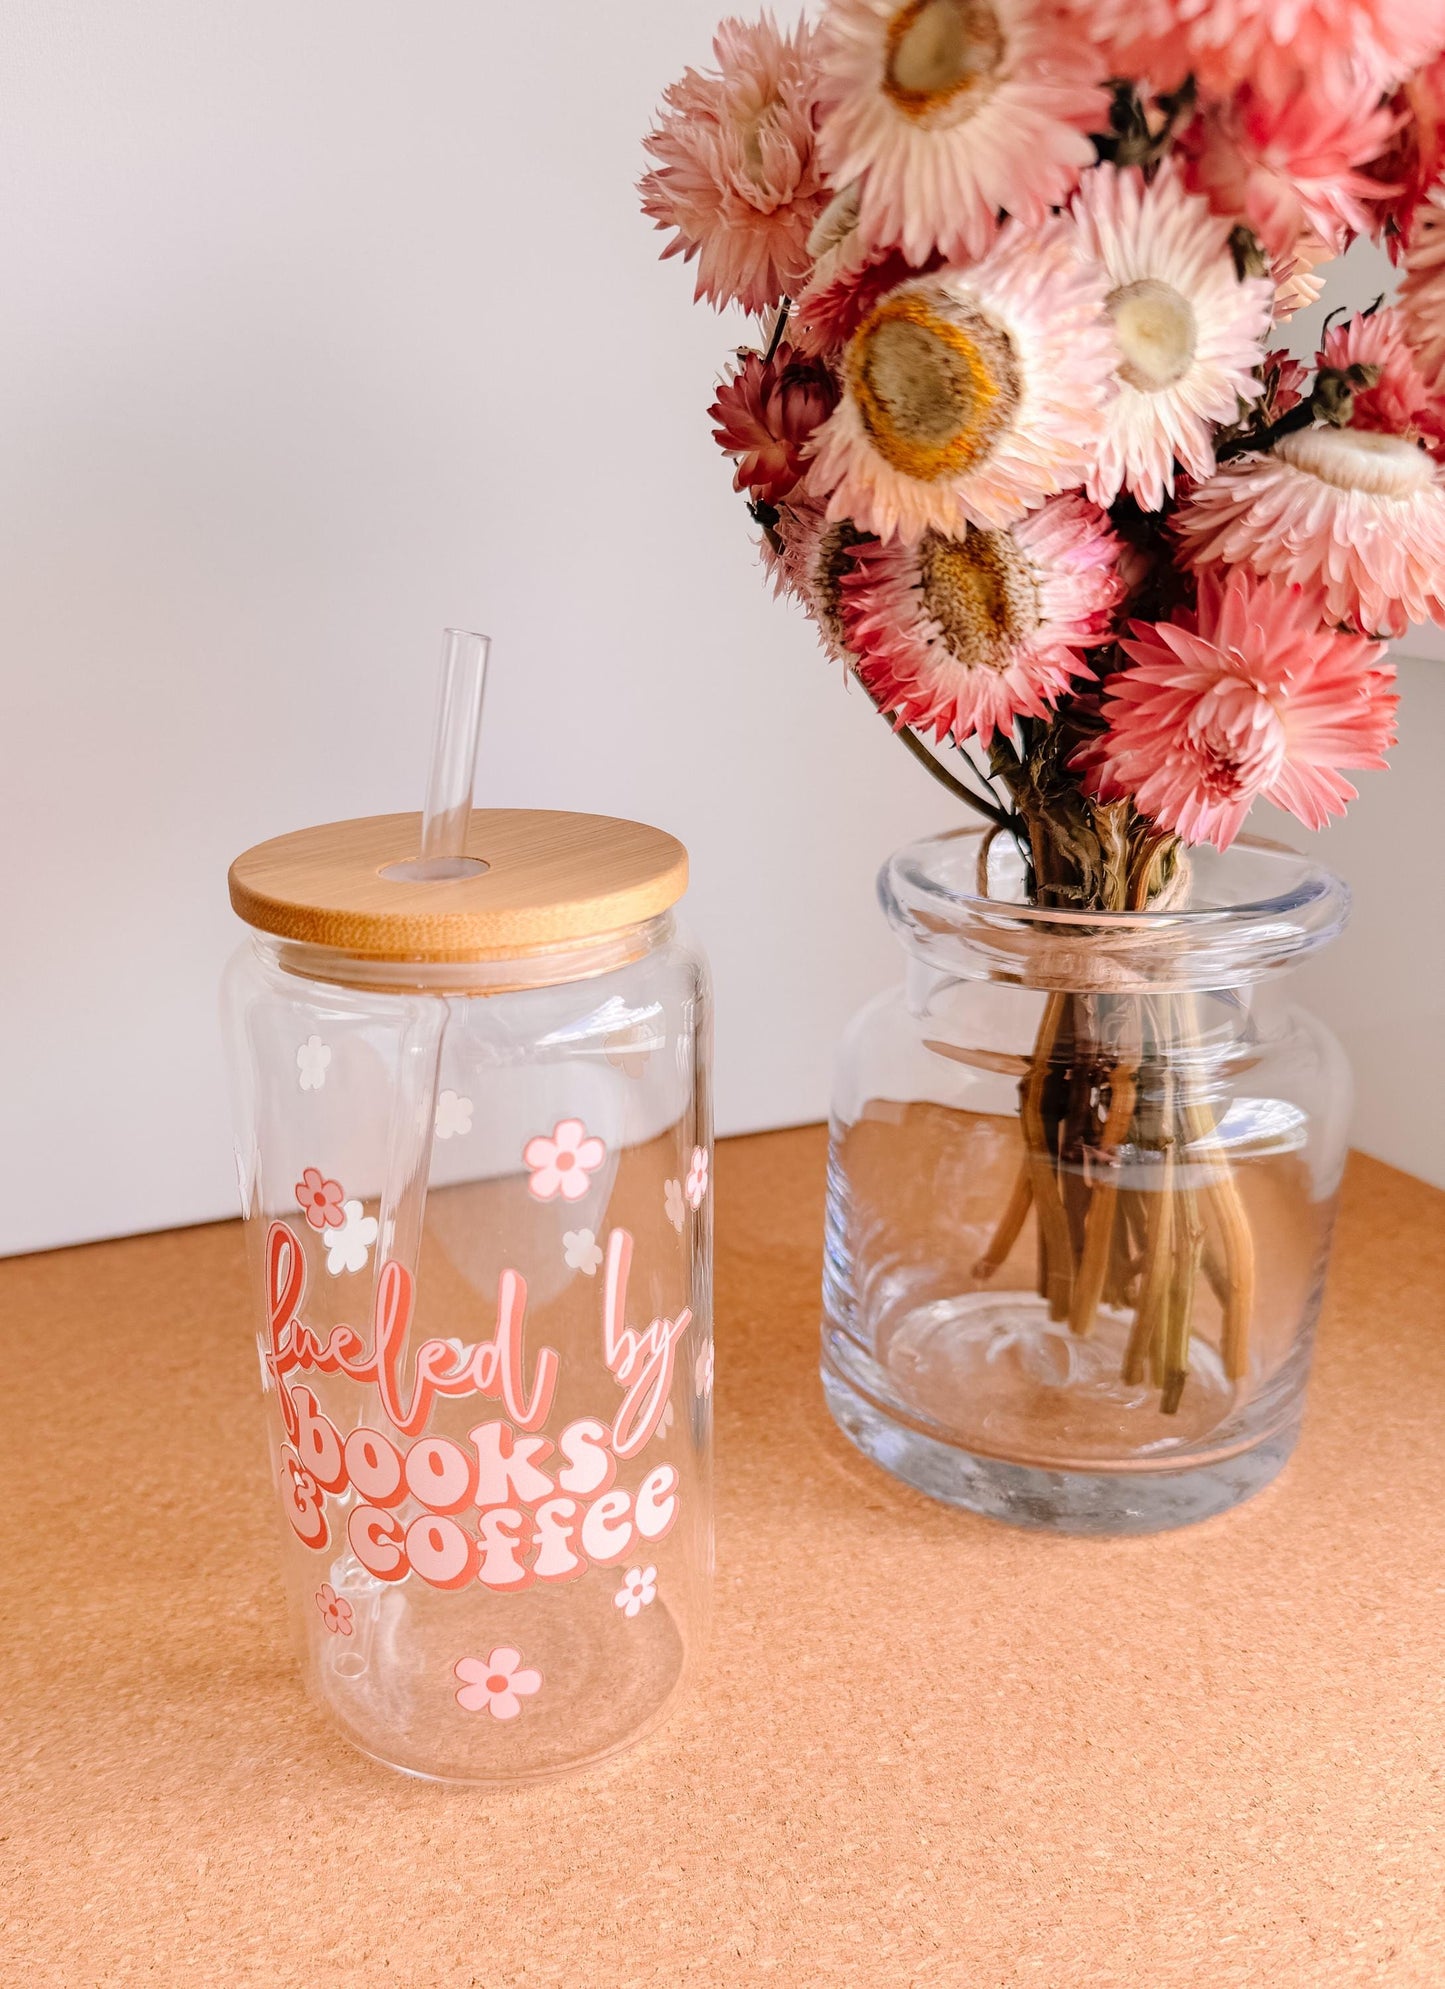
[842,494,1122,741]
[1319,306,1445,450]
[1401,184,1445,392]
[639,15,828,315]
[1070,163,1272,512]
[768,498,872,659]
[453,1648,543,1721]
[1077,0,1445,106]
[807,220,1114,543]
[1180,81,1398,266]
[1087,570,1397,850]
[710,344,838,504]
[522,1119,607,1202]
[314,1584,354,1636]
[295,1167,345,1231]
[1176,425,1445,637]
[813,0,1109,268]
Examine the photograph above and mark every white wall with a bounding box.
[1,3,1440,1257]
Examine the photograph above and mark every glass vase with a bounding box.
[821,826,1352,1535]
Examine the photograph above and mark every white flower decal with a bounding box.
[664,1179,686,1232]
[296,1036,331,1092]
[685,1146,710,1211]
[523,1118,606,1201]
[454,1647,542,1720]
[563,1227,604,1276]
[435,1089,473,1140]
[323,1199,379,1277]
[695,1343,715,1398]
[613,1566,657,1619]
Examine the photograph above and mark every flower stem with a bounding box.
[882,708,1015,830]
[763,299,791,364]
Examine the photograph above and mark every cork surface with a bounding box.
[4,1126,1443,1986]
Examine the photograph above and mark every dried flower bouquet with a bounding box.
[641,0,1445,1409]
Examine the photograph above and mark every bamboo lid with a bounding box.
[228,809,689,963]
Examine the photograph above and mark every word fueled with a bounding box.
[264,1218,692,1592]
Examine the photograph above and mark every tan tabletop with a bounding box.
[4,1126,1444,1987]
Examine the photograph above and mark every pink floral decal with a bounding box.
[295,1167,346,1230]
[664,1179,686,1232]
[685,1146,710,1211]
[315,1583,353,1636]
[454,1647,543,1720]
[614,1565,657,1618]
[695,1343,715,1398]
[523,1119,606,1202]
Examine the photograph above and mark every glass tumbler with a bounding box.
[223,808,712,1781]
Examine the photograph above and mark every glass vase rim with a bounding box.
[881,827,1350,990]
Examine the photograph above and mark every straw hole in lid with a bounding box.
[378,856,491,883]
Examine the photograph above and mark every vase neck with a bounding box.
[881,829,1349,992]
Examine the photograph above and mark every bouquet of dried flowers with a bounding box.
[640,0,1445,1408]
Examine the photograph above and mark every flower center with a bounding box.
[918,528,1038,671]
[1188,680,1284,797]
[885,0,1004,117]
[850,292,1018,482]
[1107,279,1197,392]
[808,181,861,260]
[555,1152,574,1170]
[1275,424,1435,499]
[807,517,866,645]
[486,1675,509,1694]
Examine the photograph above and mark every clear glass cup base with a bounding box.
[303,1574,689,1784]
[820,1304,1301,1536]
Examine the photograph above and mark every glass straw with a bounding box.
[368,627,492,1377]
[419,627,491,873]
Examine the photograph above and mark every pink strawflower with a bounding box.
[793,242,936,355]
[814,0,1109,267]
[807,220,1114,543]
[640,15,828,315]
[767,498,871,659]
[1367,52,1445,255]
[1176,425,1445,636]
[1077,0,1445,106]
[1401,183,1445,392]
[1181,81,1398,265]
[1088,570,1397,850]
[1261,348,1310,420]
[1070,163,1271,512]
[710,344,838,503]
[1320,306,1445,449]
[1271,228,1333,321]
[842,494,1122,741]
